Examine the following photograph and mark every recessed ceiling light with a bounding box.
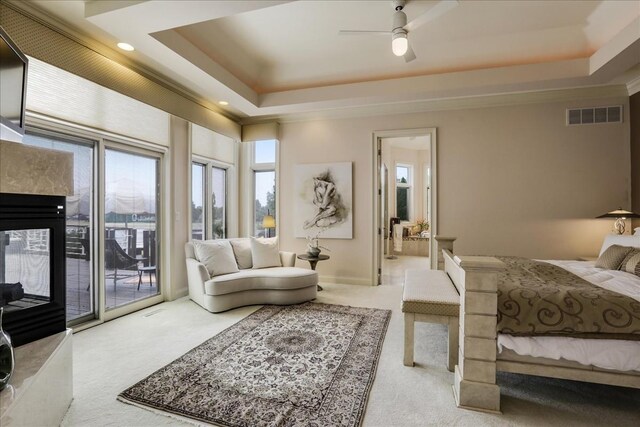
[117,42,135,52]
[218,101,229,106]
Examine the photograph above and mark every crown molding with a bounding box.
[240,84,630,124]
[627,76,640,96]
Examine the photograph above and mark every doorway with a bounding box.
[373,128,437,285]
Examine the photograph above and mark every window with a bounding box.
[254,139,276,164]
[396,165,409,184]
[251,140,277,237]
[23,130,96,323]
[191,161,228,240]
[254,171,276,237]
[191,163,205,240]
[211,166,226,239]
[396,164,412,221]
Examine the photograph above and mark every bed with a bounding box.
[440,234,640,413]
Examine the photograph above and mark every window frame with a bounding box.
[210,165,227,239]
[396,163,413,222]
[191,155,231,240]
[253,170,276,237]
[247,140,278,237]
[190,161,207,241]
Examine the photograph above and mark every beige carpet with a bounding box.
[62,281,640,427]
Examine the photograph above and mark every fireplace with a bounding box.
[0,192,66,347]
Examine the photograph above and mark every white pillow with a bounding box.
[635,227,640,236]
[229,238,252,269]
[250,237,282,269]
[598,234,640,256]
[192,240,239,277]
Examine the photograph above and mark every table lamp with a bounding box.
[262,211,276,237]
[596,208,640,235]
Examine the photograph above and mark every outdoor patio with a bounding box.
[66,257,158,319]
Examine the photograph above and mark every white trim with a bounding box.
[102,140,166,321]
[189,161,208,241]
[627,76,640,96]
[190,155,235,240]
[242,85,630,125]
[423,164,430,224]
[243,139,279,238]
[395,162,413,222]
[318,276,373,286]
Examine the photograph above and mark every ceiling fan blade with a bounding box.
[404,44,417,63]
[404,0,459,33]
[339,30,392,36]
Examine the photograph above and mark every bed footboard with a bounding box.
[443,249,506,413]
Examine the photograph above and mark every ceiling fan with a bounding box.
[339,0,459,63]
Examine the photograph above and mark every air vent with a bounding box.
[567,105,622,125]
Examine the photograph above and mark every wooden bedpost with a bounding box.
[434,236,456,270]
[444,251,505,413]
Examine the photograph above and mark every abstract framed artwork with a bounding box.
[294,162,353,239]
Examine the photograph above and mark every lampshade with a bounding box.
[262,214,276,229]
[392,33,408,56]
[596,208,640,235]
[596,209,640,219]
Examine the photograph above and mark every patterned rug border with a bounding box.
[118,302,391,427]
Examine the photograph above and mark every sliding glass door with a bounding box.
[104,148,160,310]
[23,130,96,324]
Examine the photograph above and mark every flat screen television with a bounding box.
[0,25,28,140]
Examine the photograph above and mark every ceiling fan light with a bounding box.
[392,33,408,56]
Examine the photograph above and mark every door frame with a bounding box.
[101,141,166,321]
[372,128,438,285]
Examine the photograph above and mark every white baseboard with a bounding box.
[318,275,374,286]
[170,287,189,300]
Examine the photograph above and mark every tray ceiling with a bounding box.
[14,0,640,121]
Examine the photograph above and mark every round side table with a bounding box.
[296,254,330,291]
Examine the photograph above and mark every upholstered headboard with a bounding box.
[599,234,640,256]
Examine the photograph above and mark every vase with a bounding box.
[0,307,15,391]
[307,247,321,257]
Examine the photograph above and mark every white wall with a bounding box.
[279,95,630,285]
[168,116,190,299]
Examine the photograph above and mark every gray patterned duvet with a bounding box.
[496,257,640,340]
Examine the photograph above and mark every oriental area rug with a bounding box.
[118,302,391,427]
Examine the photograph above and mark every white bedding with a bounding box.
[497,259,640,372]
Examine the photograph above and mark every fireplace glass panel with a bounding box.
[1,229,51,313]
